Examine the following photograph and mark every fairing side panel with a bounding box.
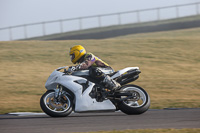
[74,81,116,112]
[45,70,116,112]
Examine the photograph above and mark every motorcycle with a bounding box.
[40,66,150,117]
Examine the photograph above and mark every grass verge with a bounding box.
[72,129,200,133]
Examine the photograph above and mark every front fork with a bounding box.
[54,84,62,101]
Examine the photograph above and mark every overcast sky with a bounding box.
[1,0,200,28]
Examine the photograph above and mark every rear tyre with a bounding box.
[118,84,150,115]
[40,90,73,117]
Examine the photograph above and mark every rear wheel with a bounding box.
[40,90,73,117]
[118,84,150,115]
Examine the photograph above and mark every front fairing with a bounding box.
[45,68,87,93]
[45,69,62,90]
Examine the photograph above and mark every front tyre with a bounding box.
[118,84,150,115]
[40,90,73,117]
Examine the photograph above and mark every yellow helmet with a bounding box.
[69,45,86,64]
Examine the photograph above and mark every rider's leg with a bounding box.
[102,75,120,90]
[89,67,120,90]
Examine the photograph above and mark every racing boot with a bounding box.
[102,75,121,90]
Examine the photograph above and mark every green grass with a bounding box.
[73,129,200,133]
[0,27,200,114]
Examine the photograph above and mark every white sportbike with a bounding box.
[40,66,150,117]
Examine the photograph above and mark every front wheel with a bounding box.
[40,90,73,117]
[117,84,150,115]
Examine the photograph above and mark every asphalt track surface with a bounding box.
[0,109,200,133]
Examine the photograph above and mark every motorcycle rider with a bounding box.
[68,45,120,90]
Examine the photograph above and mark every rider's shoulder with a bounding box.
[86,52,94,56]
[85,52,95,58]
[84,52,96,61]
